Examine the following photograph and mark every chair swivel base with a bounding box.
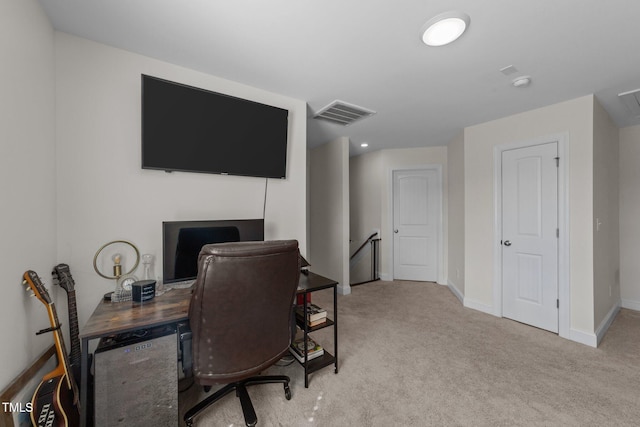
[184,375,292,427]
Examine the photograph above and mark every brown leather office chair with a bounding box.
[184,240,301,427]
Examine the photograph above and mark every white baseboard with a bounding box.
[568,328,598,348]
[337,284,351,296]
[378,272,447,285]
[450,284,615,348]
[446,280,464,304]
[621,298,640,312]
[463,297,499,317]
[595,300,621,346]
[567,303,622,348]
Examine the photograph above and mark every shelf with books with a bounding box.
[295,306,334,331]
[289,336,324,363]
[295,303,327,323]
[298,318,334,332]
[306,351,336,373]
[289,334,336,372]
[294,271,339,388]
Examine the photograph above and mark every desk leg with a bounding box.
[80,338,88,427]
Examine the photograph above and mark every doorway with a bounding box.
[494,135,569,336]
[391,167,442,282]
[501,142,558,332]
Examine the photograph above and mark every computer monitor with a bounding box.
[162,219,264,284]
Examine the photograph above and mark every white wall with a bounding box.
[54,33,308,329]
[592,99,620,336]
[464,95,595,339]
[619,125,640,310]
[350,150,383,245]
[0,0,56,389]
[309,137,350,294]
[447,131,465,300]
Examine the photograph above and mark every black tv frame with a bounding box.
[142,75,289,179]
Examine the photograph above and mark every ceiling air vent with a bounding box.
[313,100,376,126]
[618,88,640,118]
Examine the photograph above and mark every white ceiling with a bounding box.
[38,0,640,155]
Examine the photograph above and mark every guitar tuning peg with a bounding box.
[25,286,31,292]
[29,291,36,297]
[22,279,27,285]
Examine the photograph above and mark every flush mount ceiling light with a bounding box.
[360,143,369,148]
[512,76,532,88]
[421,11,470,46]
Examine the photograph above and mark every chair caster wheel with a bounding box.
[284,384,292,400]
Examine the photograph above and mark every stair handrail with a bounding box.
[350,232,379,260]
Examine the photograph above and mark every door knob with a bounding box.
[503,240,512,246]
[394,229,399,233]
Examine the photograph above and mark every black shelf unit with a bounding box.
[294,272,339,388]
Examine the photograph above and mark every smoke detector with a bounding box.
[313,100,376,126]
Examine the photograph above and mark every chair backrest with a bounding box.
[189,240,300,384]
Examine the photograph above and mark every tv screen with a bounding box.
[142,75,289,179]
[162,219,264,284]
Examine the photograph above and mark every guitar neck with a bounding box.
[44,304,71,383]
[45,302,79,406]
[66,290,82,367]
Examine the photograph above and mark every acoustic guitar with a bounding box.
[23,270,80,427]
[51,264,82,384]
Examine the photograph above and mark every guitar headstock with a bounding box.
[52,263,75,293]
[23,270,52,306]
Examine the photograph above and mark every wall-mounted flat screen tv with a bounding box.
[142,75,289,179]
[162,219,265,284]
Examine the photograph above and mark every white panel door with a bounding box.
[393,169,439,281]
[502,142,558,333]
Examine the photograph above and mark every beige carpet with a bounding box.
[179,280,640,426]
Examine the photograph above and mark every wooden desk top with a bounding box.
[80,271,338,341]
[80,287,192,340]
